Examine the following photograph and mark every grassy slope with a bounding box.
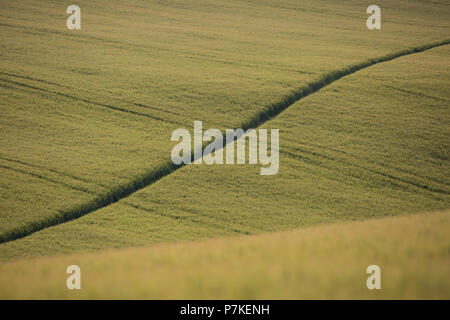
[1,0,449,236]
[1,44,448,260]
[0,210,448,299]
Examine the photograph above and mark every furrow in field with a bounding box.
[282,143,450,195]
[280,149,448,197]
[0,21,292,72]
[282,137,450,188]
[0,72,181,117]
[0,164,95,195]
[382,84,450,103]
[0,71,68,88]
[0,154,107,189]
[122,202,251,235]
[0,78,185,126]
[0,22,177,57]
[0,39,448,244]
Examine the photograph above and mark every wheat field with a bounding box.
[0,0,449,299]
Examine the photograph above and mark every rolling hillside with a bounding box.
[0,211,448,299]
